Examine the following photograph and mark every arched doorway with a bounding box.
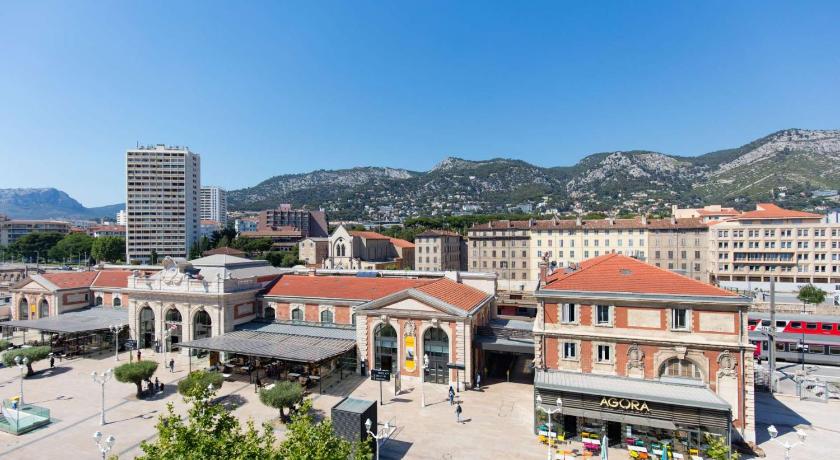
[373,323,398,373]
[423,327,450,384]
[95,296,103,306]
[18,298,29,320]
[165,308,183,349]
[263,306,275,321]
[193,310,212,340]
[113,297,122,307]
[291,307,303,322]
[139,306,155,349]
[38,299,49,318]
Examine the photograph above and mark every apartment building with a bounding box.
[646,218,709,281]
[125,145,200,263]
[200,186,228,226]
[709,203,840,295]
[467,216,709,290]
[533,254,755,446]
[415,230,463,271]
[0,215,71,246]
[466,220,532,292]
[258,204,329,238]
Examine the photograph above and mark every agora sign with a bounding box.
[599,397,650,413]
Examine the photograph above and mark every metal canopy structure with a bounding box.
[535,370,731,411]
[475,335,535,354]
[178,321,356,363]
[3,308,128,334]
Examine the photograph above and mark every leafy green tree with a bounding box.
[10,232,64,263]
[797,284,827,308]
[2,346,51,377]
[703,433,738,460]
[150,249,159,265]
[48,232,94,262]
[177,370,224,397]
[114,360,159,397]
[0,340,10,350]
[91,236,126,262]
[189,242,202,260]
[259,381,303,423]
[139,383,277,460]
[278,399,372,460]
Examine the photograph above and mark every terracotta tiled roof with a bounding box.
[349,231,389,240]
[416,229,461,237]
[203,246,247,257]
[472,217,706,231]
[92,270,133,288]
[543,253,739,297]
[695,208,739,216]
[733,203,822,220]
[265,275,431,300]
[388,237,415,248]
[41,271,98,289]
[415,278,490,311]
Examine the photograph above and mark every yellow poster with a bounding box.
[405,335,416,372]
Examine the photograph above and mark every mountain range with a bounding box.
[0,188,124,221]
[228,129,840,219]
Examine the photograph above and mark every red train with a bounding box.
[749,313,840,366]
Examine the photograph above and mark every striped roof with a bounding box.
[543,253,739,298]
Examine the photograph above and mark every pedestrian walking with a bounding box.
[49,355,55,368]
[455,402,463,423]
[137,349,142,362]
[448,385,455,405]
[169,358,175,373]
[154,377,161,393]
[475,372,481,390]
[255,376,262,393]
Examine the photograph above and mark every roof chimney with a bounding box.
[538,261,548,283]
[641,214,648,225]
[671,215,677,225]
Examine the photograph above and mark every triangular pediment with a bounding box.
[356,289,467,317]
[16,280,49,292]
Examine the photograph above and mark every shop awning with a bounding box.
[535,370,731,412]
[178,321,356,363]
[2,308,128,334]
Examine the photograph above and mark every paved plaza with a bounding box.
[0,345,837,460]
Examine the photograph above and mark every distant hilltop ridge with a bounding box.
[228,129,840,219]
[0,188,123,221]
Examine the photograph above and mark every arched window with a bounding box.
[165,307,183,348]
[264,306,276,321]
[139,306,155,348]
[95,296,103,306]
[113,297,122,307]
[18,298,29,320]
[291,308,303,321]
[320,310,333,324]
[193,310,212,340]
[423,327,450,384]
[374,323,398,372]
[38,299,50,318]
[165,308,182,323]
[659,358,702,380]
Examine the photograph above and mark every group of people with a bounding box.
[143,377,164,397]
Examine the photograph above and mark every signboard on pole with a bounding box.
[124,339,137,350]
[371,369,391,382]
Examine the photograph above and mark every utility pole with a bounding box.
[769,276,777,393]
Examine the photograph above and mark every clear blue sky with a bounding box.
[1,1,839,206]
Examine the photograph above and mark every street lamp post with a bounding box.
[420,354,429,408]
[768,425,807,460]
[536,394,563,460]
[110,324,123,361]
[93,431,116,460]
[365,417,390,460]
[14,356,29,406]
[92,368,113,425]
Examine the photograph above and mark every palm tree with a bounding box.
[796,284,827,370]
